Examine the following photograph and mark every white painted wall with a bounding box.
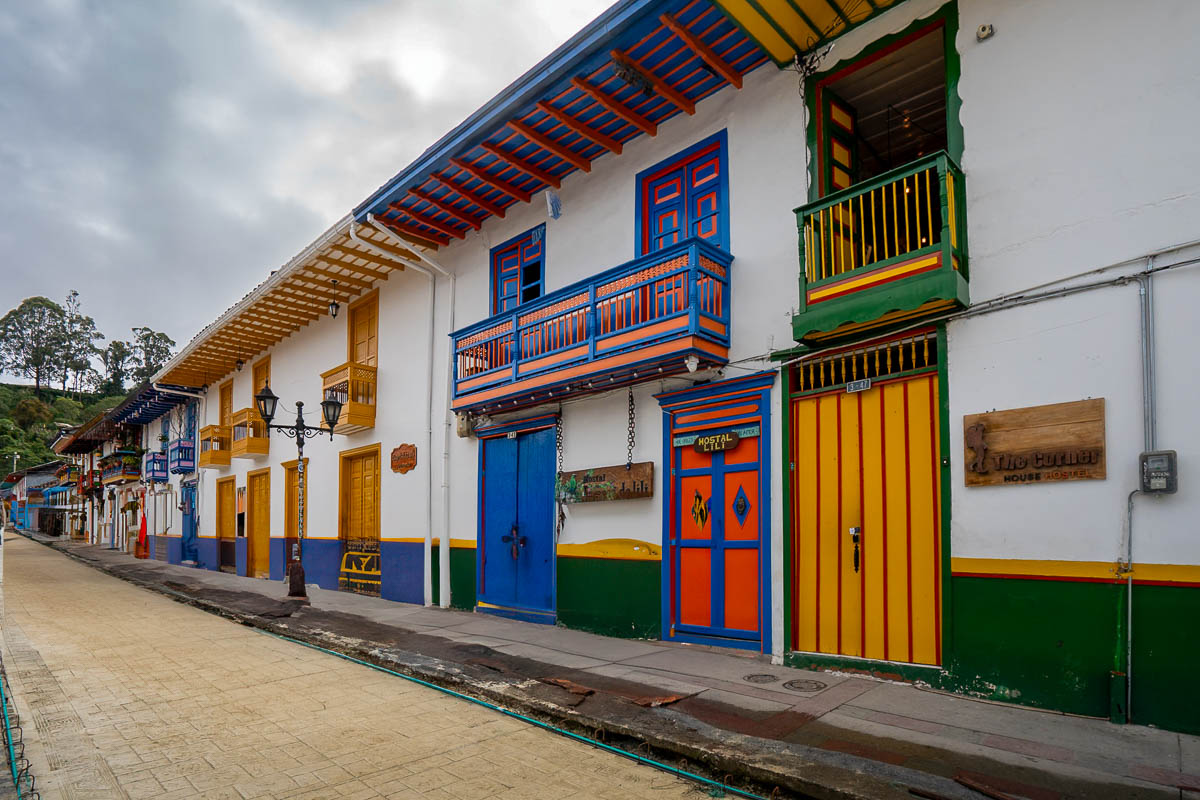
[948,0,1200,566]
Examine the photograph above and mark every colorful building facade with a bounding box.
[79,0,1194,735]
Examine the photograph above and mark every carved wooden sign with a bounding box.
[390,444,417,474]
[556,461,653,503]
[963,398,1106,487]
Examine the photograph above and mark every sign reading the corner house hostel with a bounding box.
[963,399,1106,487]
[556,462,653,503]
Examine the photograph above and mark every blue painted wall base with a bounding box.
[166,536,183,565]
[300,539,342,590]
[235,538,248,577]
[381,541,424,605]
[196,536,218,571]
[269,538,287,581]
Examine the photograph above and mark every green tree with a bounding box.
[101,340,134,395]
[0,297,67,393]
[11,396,53,430]
[51,396,84,424]
[60,290,104,393]
[129,327,176,384]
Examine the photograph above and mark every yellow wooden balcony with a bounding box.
[321,361,376,434]
[230,408,269,458]
[198,424,231,468]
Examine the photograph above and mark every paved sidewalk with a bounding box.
[25,534,1200,799]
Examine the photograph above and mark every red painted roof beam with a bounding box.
[570,77,657,136]
[450,158,533,204]
[481,143,561,189]
[433,172,508,219]
[610,49,695,115]
[375,215,446,249]
[388,201,466,240]
[409,188,483,231]
[659,13,742,90]
[535,101,624,155]
[507,120,591,172]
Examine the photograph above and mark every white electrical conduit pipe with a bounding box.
[350,220,457,608]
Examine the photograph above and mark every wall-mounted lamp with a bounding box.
[328,279,340,318]
[236,359,244,372]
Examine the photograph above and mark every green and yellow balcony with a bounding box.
[321,362,376,434]
[198,424,231,468]
[793,152,968,343]
[230,408,269,458]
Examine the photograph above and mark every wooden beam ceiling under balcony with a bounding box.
[302,265,374,291]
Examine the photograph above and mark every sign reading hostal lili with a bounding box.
[963,398,1105,487]
[556,462,653,503]
[390,444,417,474]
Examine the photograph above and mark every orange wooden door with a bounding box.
[248,471,270,577]
[216,478,235,540]
[341,451,379,542]
[219,382,233,427]
[349,297,378,367]
[253,358,270,396]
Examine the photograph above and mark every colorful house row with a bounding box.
[86,0,1197,735]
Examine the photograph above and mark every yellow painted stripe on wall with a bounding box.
[952,558,1200,585]
[713,0,793,63]
[557,538,661,561]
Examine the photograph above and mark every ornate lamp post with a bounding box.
[254,382,345,598]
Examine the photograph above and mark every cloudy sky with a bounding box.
[0,0,609,363]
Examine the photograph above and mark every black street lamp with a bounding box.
[255,381,346,598]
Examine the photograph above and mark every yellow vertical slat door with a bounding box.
[340,451,380,543]
[791,373,942,665]
[216,478,235,540]
[247,471,270,578]
[350,297,378,368]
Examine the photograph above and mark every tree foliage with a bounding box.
[101,340,134,395]
[130,326,176,384]
[0,296,66,392]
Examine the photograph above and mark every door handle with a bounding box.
[849,527,861,573]
[518,536,527,547]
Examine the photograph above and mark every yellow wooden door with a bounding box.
[248,471,270,577]
[340,451,379,542]
[284,461,305,538]
[216,478,235,540]
[349,297,378,367]
[792,372,942,665]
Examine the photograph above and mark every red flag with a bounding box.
[138,510,147,544]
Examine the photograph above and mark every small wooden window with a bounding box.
[490,225,544,315]
[252,357,271,398]
[219,381,233,428]
[347,293,378,367]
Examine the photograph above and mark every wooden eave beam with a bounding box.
[326,247,397,272]
[350,235,416,265]
[255,303,319,323]
[281,282,352,304]
[374,216,446,249]
[234,316,293,336]
[535,101,624,155]
[433,172,507,218]
[263,293,325,314]
[610,49,695,114]
[302,265,374,291]
[507,120,591,172]
[659,13,742,89]
[316,257,393,283]
[570,77,657,136]
[481,143,561,189]
[409,188,483,230]
[387,201,466,240]
[450,158,532,203]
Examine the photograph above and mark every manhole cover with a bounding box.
[742,673,779,684]
[783,679,827,693]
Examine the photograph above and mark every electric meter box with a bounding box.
[1139,450,1178,494]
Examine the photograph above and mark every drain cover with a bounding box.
[783,679,827,693]
[742,673,779,684]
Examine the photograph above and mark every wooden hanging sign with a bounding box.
[390,444,417,474]
[556,462,653,503]
[963,398,1106,487]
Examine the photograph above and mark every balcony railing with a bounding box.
[143,452,168,483]
[198,424,231,468]
[230,408,270,458]
[321,361,376,434]
[81,469,101,492]
[168,437,196,473]
[793,152,968,341]
[100,453,141,486]
[452,238,732,413]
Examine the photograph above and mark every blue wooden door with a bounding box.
[181,483,198,562]
[480,428,555,621]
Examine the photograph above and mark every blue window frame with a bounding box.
[490,224,545,315]
[636,130,729,256]
[185,401,197,440]
[160,417,170,452]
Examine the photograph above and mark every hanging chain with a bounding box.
[555,415,565,536]
[626,387,636,470]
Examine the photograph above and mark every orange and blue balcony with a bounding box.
[793,152,968,343]
[452,238,732,414]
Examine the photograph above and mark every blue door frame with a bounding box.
[656,372,775,653]
[476,415,557,624]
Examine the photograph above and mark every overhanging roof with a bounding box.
[153,217,421,388]
[354,0,767,239]
[712,0,903,67]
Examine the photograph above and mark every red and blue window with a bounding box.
[490,225,545,315]
[637,131,729,256]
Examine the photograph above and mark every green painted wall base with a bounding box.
[556,557,660,639]
[431,545,476,610]
[1129,582,1200,735]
